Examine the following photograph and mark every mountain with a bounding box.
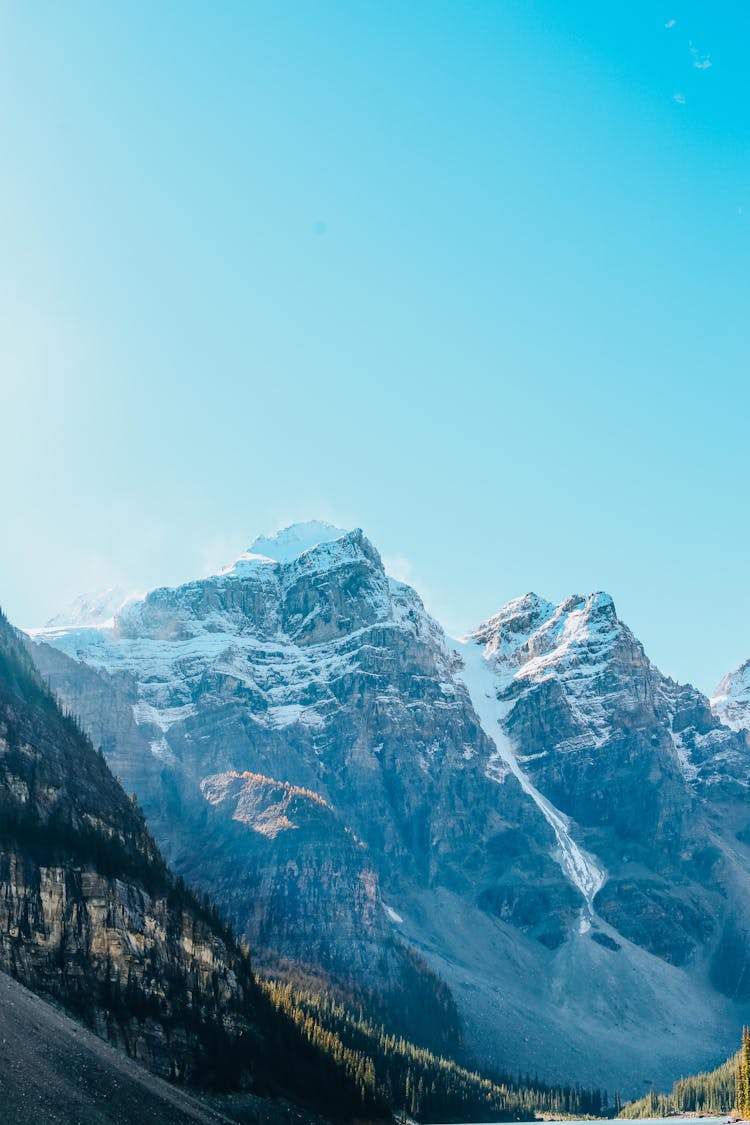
[713,659,750,733]
[464,590,750,967]
[27,522,750,1094]
[1,568,626,1125]
[0,970,233,1124]
[0,601,409,1122]
[44,585,139,629]
[0,604,259,1087]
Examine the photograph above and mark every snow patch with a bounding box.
[43,586,141,630]
[132,700,196,732]
[149,737,176,763]
[712,660,750,732]
[248,521,349,564]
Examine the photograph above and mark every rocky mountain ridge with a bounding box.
[713,658,750,733]
[27,522,750,1093]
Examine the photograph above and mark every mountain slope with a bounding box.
[0,605,259,1085]
[27,524,750,1093]
[0,603,403,1121]
[0,970,231,1124]
[465,590,750,972]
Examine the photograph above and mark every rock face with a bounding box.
[0,606,258,1085]
[27,523,750,1094]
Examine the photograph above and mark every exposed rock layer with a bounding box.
[0,608,256,1084]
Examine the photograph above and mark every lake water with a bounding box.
[451,1119,732,1125]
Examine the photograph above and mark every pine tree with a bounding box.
[737,1026,750,1119]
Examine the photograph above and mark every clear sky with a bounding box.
[1,1,748,694]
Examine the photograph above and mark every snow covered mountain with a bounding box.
[27,522,750,1094]
[44,584,139,629]
[464,591,750,964]
[713,659,750,732]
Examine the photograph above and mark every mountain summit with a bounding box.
[242,520,351,563]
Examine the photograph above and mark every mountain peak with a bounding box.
[584,590,617,616]
[469,592,556,649]
[43,585,140,630]
[469,589,622,674]
[244,521,351,565]
[712,658,750,731]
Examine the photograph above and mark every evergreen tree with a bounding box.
[621,1048,739,1118]
[737,1027,750,1119]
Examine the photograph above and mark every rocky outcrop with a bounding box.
[194,770,462,1048]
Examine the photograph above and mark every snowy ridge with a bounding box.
[218,521,350,574]
[246,520,349,563]
[29,525,452,752]
[472,591,626,754]
[43,586,141,630]
[453,634,606,913]
[712,660,750,732]
[475,591,622,685]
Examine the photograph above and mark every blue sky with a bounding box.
[1,1,748,693]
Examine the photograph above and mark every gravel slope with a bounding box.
[0,970,234,1124]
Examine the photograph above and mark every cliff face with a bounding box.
[26,524,750,1092]
[0,608,254,1085]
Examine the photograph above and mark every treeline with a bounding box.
[620,1052,737,1118]
[260,979,611,1122]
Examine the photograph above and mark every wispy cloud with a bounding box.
[673,92,686,104]
[690,43,712,69]
[382,554,417,585]
[665,18,676,29]
[382,553,440,617]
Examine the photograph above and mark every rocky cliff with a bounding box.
[0,606,261,1086]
